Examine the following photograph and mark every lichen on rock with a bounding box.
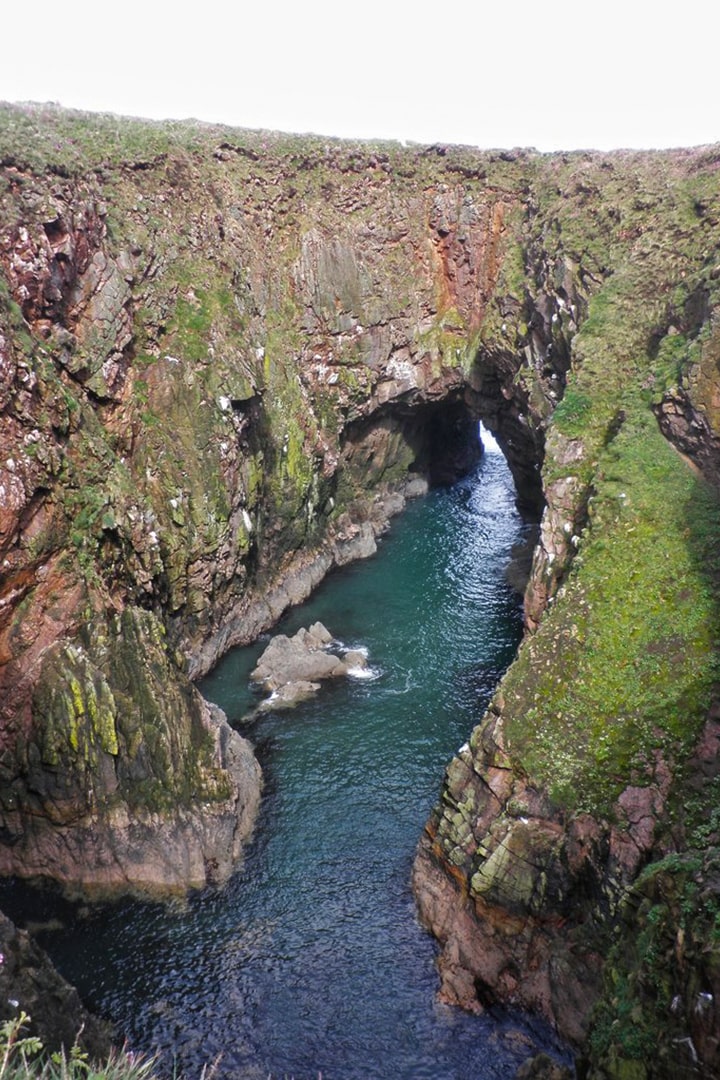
[2,604,262,896]
[2,105,720,1076]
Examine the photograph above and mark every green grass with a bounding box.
[503,406,720,814]
[493,148,720,817]
[0,1014,157,1080]
[551,388,594,437]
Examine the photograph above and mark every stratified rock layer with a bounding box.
[2,106,720,1076]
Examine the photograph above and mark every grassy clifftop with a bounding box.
[416,147,720,1077]
[2,104,720,1076]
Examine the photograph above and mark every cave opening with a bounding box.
[339,388,545,524]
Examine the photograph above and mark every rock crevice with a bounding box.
[2,108,720,1077]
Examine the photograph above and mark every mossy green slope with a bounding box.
[526,178,720,1073]
[420,148,720,1076]
[496,147,720,816]
[503,407,720,815]
[3,105,720,1073]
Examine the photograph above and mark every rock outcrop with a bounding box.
[249,621,368,709]
[0,910,112,1057]
[2,105,720,1076]
[0,602,262,896]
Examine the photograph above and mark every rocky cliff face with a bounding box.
[0,909,112,1056]
[0,105,561,897]
[2,105,720,1075]
[412,152,720,1078]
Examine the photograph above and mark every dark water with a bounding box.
[7,435,571,1078]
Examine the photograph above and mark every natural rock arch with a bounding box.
[3,105,720,1078]
[0,108,563,898]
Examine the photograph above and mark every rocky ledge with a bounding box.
[0,910,112,1057]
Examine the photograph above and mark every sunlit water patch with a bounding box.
[5,436,571,1078]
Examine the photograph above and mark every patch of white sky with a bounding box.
[2,0,717,151]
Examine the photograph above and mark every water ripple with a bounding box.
[14,447,572,1079]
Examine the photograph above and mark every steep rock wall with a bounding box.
[0,106,561,896]
[413,150,720,1078]
[0,908,113,1056]
[2,108,720,1077]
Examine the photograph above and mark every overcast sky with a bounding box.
[2,0,717,152]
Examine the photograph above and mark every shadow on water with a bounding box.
[3,435,572,1079]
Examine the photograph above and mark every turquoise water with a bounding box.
[12,438,570,1078]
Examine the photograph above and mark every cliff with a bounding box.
[412,153,720,1077]
[1,104,720,1075]
[0,103,551,896]
[0,908,113,1057]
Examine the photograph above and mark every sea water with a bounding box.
[9,433,571,1078]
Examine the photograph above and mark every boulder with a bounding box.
[250,622,369,707]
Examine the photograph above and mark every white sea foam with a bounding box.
[383,669,418,695]
[347,664,381,681]
[333,639,370,657]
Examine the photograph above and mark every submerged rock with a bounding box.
[250,622,369,708]
[257,679,322,711]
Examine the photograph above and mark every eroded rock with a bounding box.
[0,910,112,1057]
[250,622,369,709]
[0,608,263,898]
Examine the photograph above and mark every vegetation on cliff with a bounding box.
[3,103,720,1076]
[506,153,720,1076]
[0,1013,157,1080]
[415,148,720,1077]
[0,102,536,897]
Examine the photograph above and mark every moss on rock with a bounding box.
[584,852,720,1078]
[4,105,720,1075]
